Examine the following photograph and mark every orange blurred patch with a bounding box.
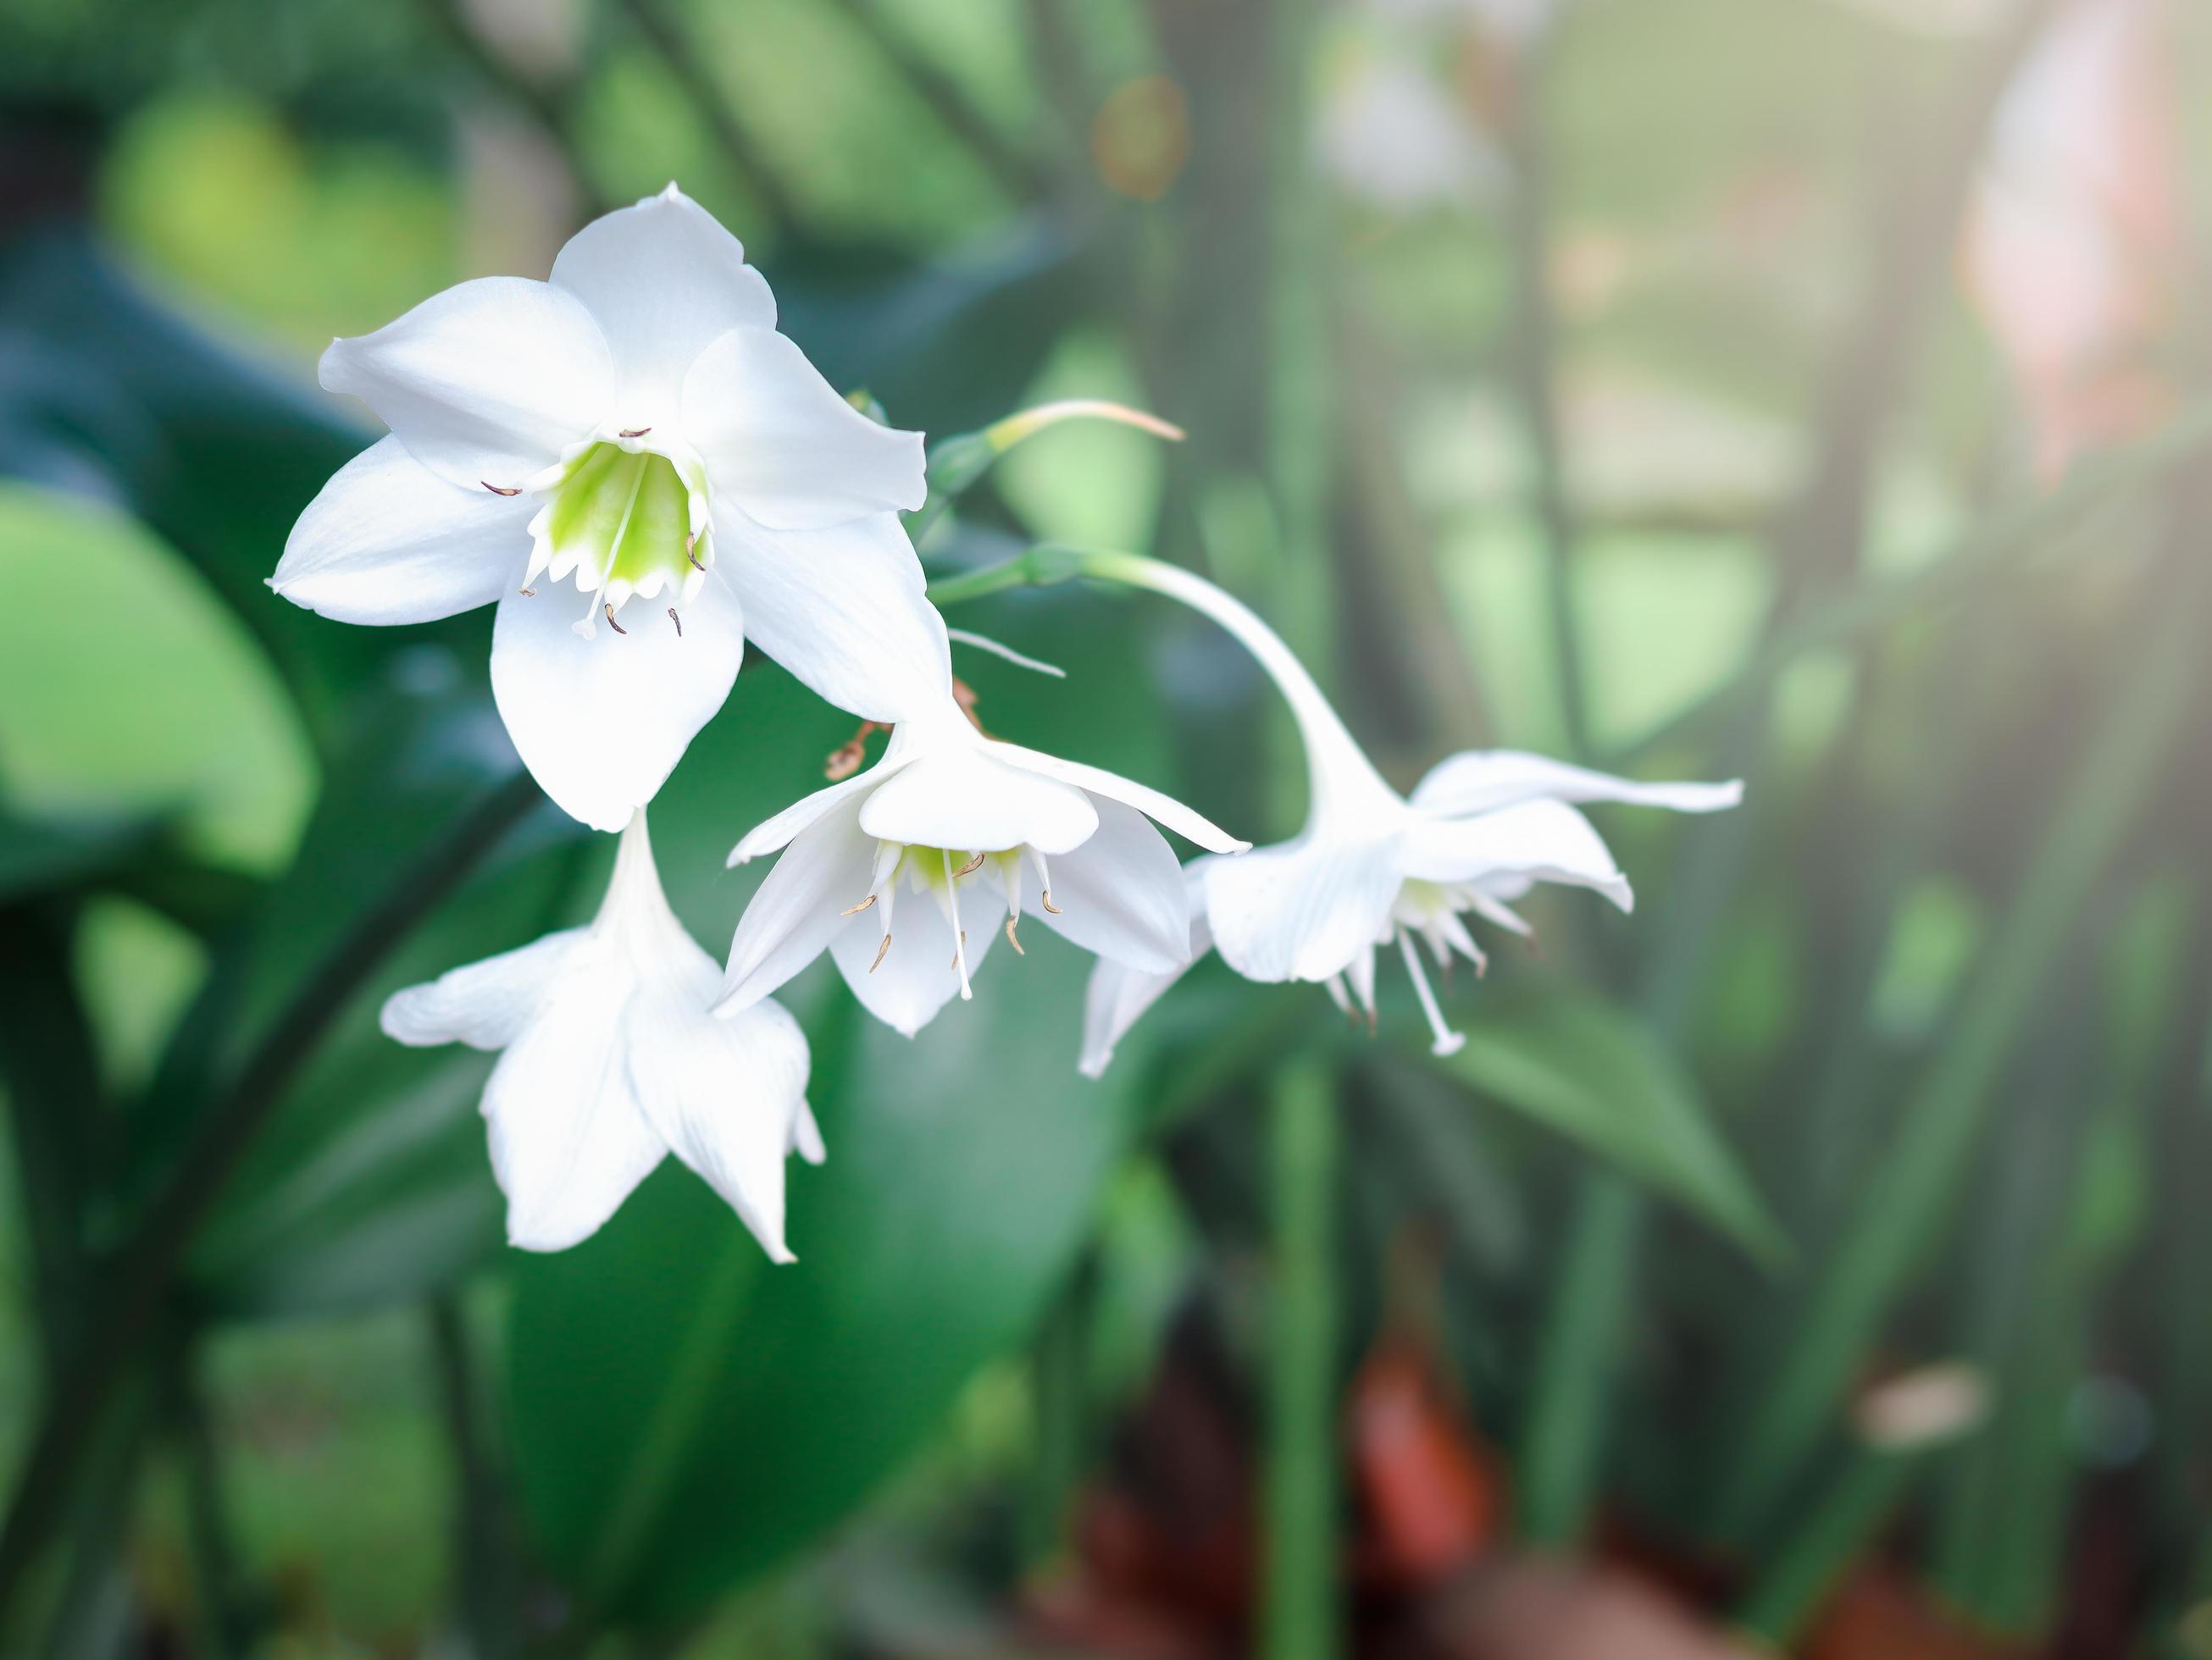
[1092,75,1191,202]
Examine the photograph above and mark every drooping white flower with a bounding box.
[382,809,821,1257]
[273,183,949,833]
[716,683,1248,1039]
[1070,560,1740,1071]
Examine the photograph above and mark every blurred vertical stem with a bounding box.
[1267,0,1334,681]
[1499,23,1590,759]
[172,1349,246,1660]
[1514,0,2058,1549]
[0,772,545,1619]
[430,1294,523,1660]
[1264,1059,1341,1660]
[1710,544,2212,1541]
[1019,1254,1095,1572]
[618,0,805,235]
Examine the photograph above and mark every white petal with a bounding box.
[718,800,879,1013]
[273,436,528,624]
[829,876,999,1038]
[990,743,1250,855]
[489,567,745,833]
[1410,749,1744,818]
[790,1101,827,1165]
[1078,861,1214,1078]
[714,506,952,723]
[380,928,585,1050]
[1032,797,1190,973]
[727,761,907,866]
[479,948,668,1252]
[858,744,1098,855]
[627,982,812,1264]
[684,326,925,530]
[1404,800,1633,910]
[551,185,775,418]
[1203,827,1406,984]
[320,276,613,490]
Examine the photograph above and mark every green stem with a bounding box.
[0,771,544,1618]
[1263,1059,1340,1660]
[1732,1451,1918,1647]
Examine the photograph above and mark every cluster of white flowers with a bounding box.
[276,185,1737,1261]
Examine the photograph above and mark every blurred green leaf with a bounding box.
[1432,987,1788,1267]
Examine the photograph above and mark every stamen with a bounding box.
[942,848,973,1000]
[1005,916,1024,955]
[1396,927,1465,1058]
[481,481,521,496]
[668,607,682,636]
[870,933,892,972]
[955,850,986,877]
[518,588,535,597]
[841,893,878,916]
[687,547,706,572]
[618,427,652,437]
[604,603,628,635]
[1324,975,1358,1028]
[1041,891,1062,915]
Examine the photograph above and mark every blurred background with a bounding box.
[4,0,2212,1653]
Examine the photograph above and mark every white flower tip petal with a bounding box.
[1604,878,1635,913]
[1432,1031,1468,1059]
[1078,1051,1112,1081]
[1225,838,1254,855]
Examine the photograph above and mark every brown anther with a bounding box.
[518,587,536,597]
[687,547,706,572]
[603,603,627,635]
[668,607,683,637]
[951,677,995,739]
[825,719,890,782]
[840,893,878,917]
[949,930,967,971]
[955,851,986,878]
[1366,1008,1378,1037]
[1040,891,1062,915]
[618,427,651,438]
[870,933,893,972]
[1005,916,1024,955]
[481,481,521,496]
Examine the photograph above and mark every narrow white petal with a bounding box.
[714,506,952,724]
[727,762,906,866]
[990,743,1250,855]
[1203,827,1407,985]
[478,949,668,1252]
[684,326,926,530]
[1404,800,1633,910]
[273,436,527,624]
[489,566,745,833]
[551,185,776,419]
[380,928,585,1051]
[1410,749,1744,818]
[858,744,1098,855]
[718,800,879,1013]
[1032,797,1190,973]
[1078,861,1214,1078]
[790,1101,827,1165]
[319,276,613,490]
[829,880,998,1038]
[627,982,812,1264]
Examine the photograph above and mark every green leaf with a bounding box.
[1430,986,1788,1267]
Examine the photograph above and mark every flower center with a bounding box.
[524,440,712,639]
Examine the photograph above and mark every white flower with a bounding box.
[716,687,1248,1038]
[272,183,950,833]
[1070,560,1740,1071]
[381,809,821,1258]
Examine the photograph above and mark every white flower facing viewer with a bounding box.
[272,184,945,833]
[383,810,821,1258]
[717,684,1249,1039]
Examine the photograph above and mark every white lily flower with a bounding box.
[1070,561,1741,1071]
[716,685,1249,1039]
[273,183,949,833]
[381,810,821,1258]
